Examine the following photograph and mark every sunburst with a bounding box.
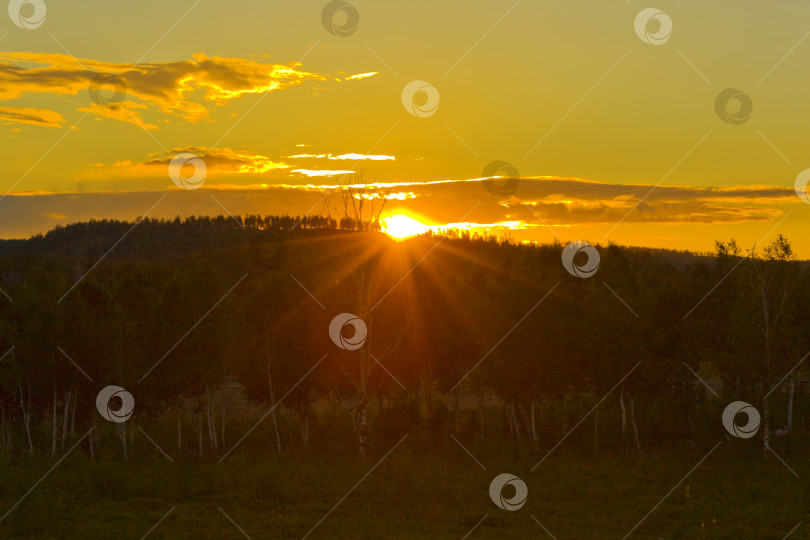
[381,214,430,240]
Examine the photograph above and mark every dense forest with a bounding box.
[0,214,807,464]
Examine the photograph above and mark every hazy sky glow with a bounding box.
[2,0,810,255]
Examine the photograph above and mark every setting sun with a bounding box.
[381,214,430,240]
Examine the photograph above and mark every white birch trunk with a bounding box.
[70,390,76,437]
[267,350,282,452]
[512,402,522,441]
[300,409,310,446]
[206,389,217,450]
[118,422,127,460]
[619,389,627,439]
[21,382,32,454]
[787,380,794,432]
[562,396,568,435]
[62,388,71,449]
[51,388,57,457]
[629,393,642,452]
[198,414,203,458]
[89,422,95,459]
[220,382,226,447]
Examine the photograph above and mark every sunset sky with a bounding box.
[2,0,810,255]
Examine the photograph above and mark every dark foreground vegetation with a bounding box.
[1,448,807,539]
[0,215,808,538]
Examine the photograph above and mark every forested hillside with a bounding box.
[0,216,807,461]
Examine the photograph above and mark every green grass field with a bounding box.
[0,440,806,539]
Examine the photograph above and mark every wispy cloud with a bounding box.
[106,146,288,177]
[375,176,794,226]
[287,153,395,161]
[344,71,377,80]
[0,106,64,127]
[85,146,399,184]
[0,52,354,127]
[292,169,354,177]
[78,101,157,130]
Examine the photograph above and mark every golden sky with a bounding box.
[2,0,810,255]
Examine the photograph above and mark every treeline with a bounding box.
[0,215,807,461]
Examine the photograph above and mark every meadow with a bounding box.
[1,439,805,539]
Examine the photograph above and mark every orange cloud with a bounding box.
[292,169,354,177]
[0,52,334,126]
[83,146,400,185]
[383,177,794,226]
[345,72,377,80]
[103,146,289,177]
[287,153,395,161]
[78,101,157,130]
[0,106,64,127]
